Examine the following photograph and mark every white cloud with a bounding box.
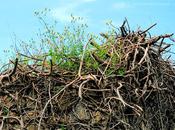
[133,2,172,6]
[82,0,96,2]
[113,1,173,10]
[51,0,95,23]
[113,2,130,9]
[51,4,75,23]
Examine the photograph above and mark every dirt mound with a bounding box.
[0,21,175,130]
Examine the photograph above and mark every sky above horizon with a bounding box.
[0,0,175,64]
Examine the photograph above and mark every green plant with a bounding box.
[60,124,66,130]
[34,11,90,70]
[2,106,9,116]
[117,67,125,76]
[12,9,124,74]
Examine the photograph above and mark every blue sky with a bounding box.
[0,0,175,64]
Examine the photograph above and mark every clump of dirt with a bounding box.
[0,20,175,130]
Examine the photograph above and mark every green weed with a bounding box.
[12,9,124,75]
